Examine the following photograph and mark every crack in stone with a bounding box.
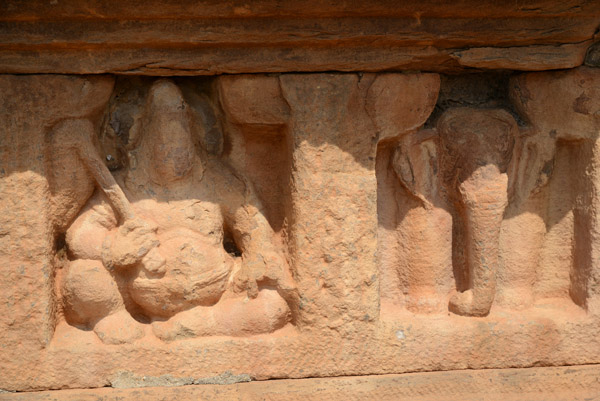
[109,370,252,389]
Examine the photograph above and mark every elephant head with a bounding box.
[438,108,517,316]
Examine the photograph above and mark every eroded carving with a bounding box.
[439,108,517,316]
[390,131,453,313]
[383,107,520,316]
[54,79,296,343]
[380,69,600,318]
[3,68,600,392]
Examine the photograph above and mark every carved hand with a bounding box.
[102,217,160,270]
[233,251,294,298]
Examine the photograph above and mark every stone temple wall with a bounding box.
[1,1,599,399]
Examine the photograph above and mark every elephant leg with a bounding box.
[405,206,453,313]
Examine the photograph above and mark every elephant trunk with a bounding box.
[449,165,508,316]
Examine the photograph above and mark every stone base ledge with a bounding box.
[3,365,599,401]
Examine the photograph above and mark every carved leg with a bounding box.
[391,136,453,313]
[62,259,123,326]
[62,259,143,344]
[497,203,545,309]
[404,207,453,313]
[152,289,291,341]
[93,310,145,345]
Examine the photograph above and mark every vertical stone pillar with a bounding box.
[0,76,113,379]
[279,74,378,329]
[579,137,600,315]
[221,72,439,328]
[279,73,440,328]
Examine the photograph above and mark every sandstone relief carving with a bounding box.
[44,70,600,335]
[439,108,516,316]
[381,107,520,316]
[50,79,296,344]
[388,131,453,313]
[2,68,600,393]
[382,107,571,317]
[379,69,600,317]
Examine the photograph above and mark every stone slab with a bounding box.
[2,66,600,394]
[0,0,598,74]
[2,365,599,401]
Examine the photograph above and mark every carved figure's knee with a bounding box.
[217,289,291,336]
[62,259,123,327]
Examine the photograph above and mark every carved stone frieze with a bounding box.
[1,67,600,392]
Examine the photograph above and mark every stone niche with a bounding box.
[1,1,600,396]
[1,67,600,392]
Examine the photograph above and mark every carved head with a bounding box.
[438,108,517,185]
[140,80,196,184]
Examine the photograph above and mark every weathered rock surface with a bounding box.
[0,75,114,376]
[1,68,600,393]
[2,6,600,392]
[2,365,600,401]
[0,1,598,74]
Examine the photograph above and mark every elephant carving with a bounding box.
[438,108,517,317]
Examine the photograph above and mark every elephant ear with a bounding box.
[391,129,440,208]
[508,129,556,204]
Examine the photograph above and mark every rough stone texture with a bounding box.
[1,68,600,394]
[451,42,591,70]
[0,1,598,74]
[0,74,114,381]
[2,6,600,393]
[509,67,600,314]
[2,365,600,401]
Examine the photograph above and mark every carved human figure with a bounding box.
[438,108,517,317]
[59,79,295,343]
[390,131,453,313]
